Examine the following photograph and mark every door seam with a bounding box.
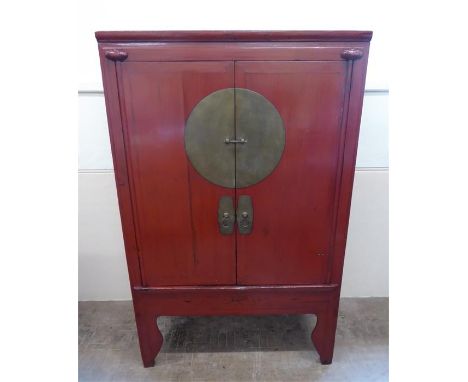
[234,60,238,285]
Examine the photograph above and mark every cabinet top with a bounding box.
[95,30,372,43]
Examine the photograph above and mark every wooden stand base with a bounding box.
[132,285,340,367]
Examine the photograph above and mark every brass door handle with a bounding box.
[218,196,235,235]
[239,212,249,229]
[224,137,247,144]
[237,196,253,235]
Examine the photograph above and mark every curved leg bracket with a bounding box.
[311,307,338,365]
[134,313,163,368]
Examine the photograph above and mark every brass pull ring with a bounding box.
[239,212,250,228]
[222,212,231,227]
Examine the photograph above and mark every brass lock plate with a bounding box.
[185,88,285,188]
[237,195,253,235]
[218,196,235,235]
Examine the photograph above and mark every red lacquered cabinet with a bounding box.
[96,30,372,367]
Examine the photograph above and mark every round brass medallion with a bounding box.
[185,88,285,188]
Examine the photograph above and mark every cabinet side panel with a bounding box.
[98,45,142,287]
[329,46,370,285]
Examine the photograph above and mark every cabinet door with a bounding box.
[235,61,348,285]
[118,62,236,286]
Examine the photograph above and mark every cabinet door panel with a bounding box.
[119,61,236,286]
[235,61,348,285]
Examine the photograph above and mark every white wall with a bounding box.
[78,0,388,300]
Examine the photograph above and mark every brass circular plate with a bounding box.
[234,88,285,188]
[185,88,285,188]
[185,89,235,188]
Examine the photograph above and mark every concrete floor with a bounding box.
[79,298,388,381]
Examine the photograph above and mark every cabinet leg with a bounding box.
[134,312,163,367]
[311,306,338,365]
